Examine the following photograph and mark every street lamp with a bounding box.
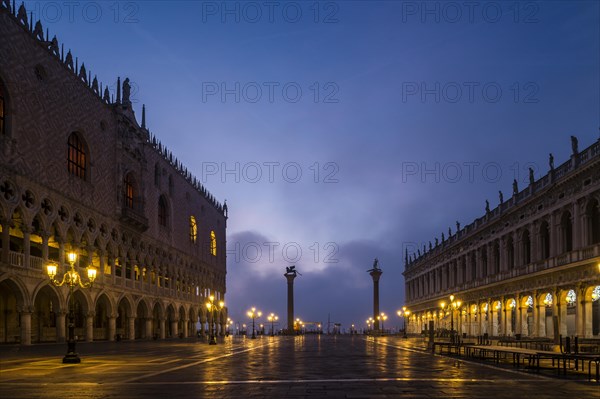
[366,317,374,333]
[206,295,224,345]
[46,251,97,363]
[247,307,261,339]
[377,312,388,333]
[226,318,233,335]
[397,306,410,338]
[448,294,461,339]
[267,313,278,336]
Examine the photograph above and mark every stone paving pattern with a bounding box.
[0,336,598,398]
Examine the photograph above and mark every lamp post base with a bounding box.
[63,353,81,364]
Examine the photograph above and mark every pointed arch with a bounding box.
[158,195,169,227]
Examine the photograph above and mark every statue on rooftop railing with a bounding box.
[498,190,504,204]
[549,153,554,171]
[485,200,490,213]
[512,179,518,196]
[456,221,460,231]
[529,167,535,185]
[571,135,578,155]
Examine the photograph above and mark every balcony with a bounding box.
[120,200,149,232]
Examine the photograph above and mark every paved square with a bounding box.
[0,336,597,398]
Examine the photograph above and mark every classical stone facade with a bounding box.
[0,3,227,344]
[403,138,600,339]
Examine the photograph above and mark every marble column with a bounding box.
[160,318,166,339]
[20,311,32,345]
[85,313,94,342]
[56,311,66,342]
[128,317,135,340]
[108,316,116,341]
[145,318,152,339]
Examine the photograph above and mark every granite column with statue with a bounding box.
[368,259,382,332]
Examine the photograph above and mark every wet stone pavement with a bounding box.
[0,335,598,398]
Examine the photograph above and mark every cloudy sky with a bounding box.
[24,0,599,331]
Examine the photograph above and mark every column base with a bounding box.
[63,353,81,364]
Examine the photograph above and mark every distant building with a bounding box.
[403,138,600,338]
[0,3,227,344]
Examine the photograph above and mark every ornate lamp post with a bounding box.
[206,295,224,345]
[247,307,261,339]
[397,306,410,338]
[226,318,233,335]
[448,294,461,338]
[46,251,96,363]
[267,313,278,336]
[377,312,388,333]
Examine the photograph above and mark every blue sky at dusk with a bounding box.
[23,0,599,331]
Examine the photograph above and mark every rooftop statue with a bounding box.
[367,258,381,273]
[285,265,300,277]
[529,167,535,185]
[571,135,578,155]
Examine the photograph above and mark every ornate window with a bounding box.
[506,236,515,269]
[0,84,5,135]
[210,231,217,256]
[67,133,87,180]
[158,195,168,227]
[124,173,135,209]
[189,216,197,243]
[587,199,600,245]
[561,212,573,252]
[540,221,550,259]
[521,230,531,265]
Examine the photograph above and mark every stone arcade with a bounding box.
[0,2,228,345]
[404,138,600,339]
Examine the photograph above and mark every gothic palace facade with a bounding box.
[403,138,600,339]
[0,3,228,344]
